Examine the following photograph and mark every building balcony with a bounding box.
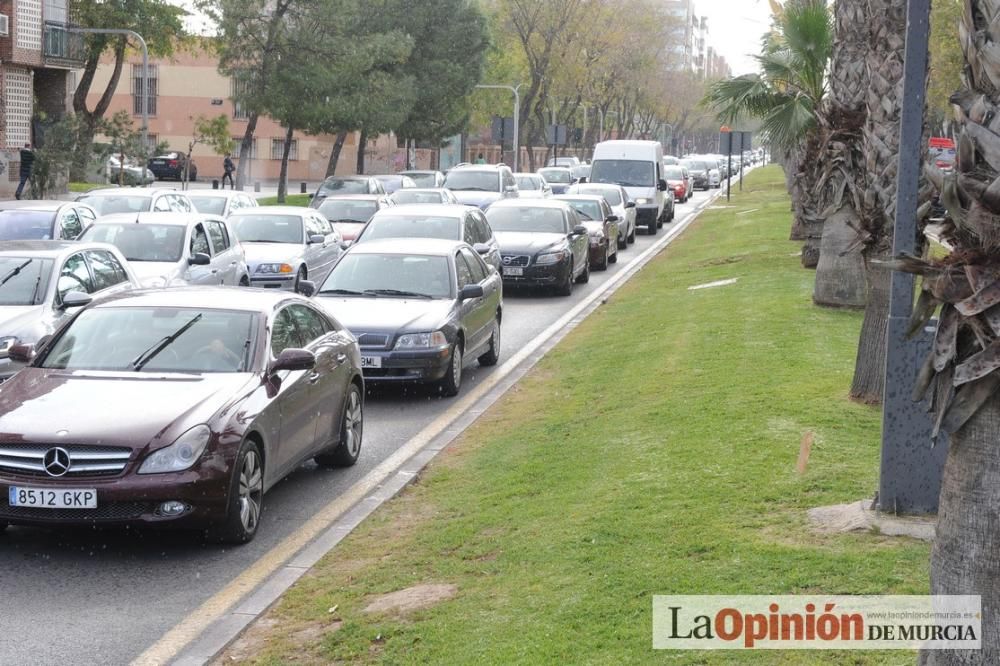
[43,21,85,68]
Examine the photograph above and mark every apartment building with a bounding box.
[0,0,82,196]
[664,0,729,79]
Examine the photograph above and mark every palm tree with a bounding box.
[704,0,832,268]
[889,1,1000,661]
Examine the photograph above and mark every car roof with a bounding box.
[554,194,607,203]
[0,200,68,212]
[538,166,572,171]
[80,187,181,196]
[513,172,541,178]
[229,206,311,216]
[487,198,573,210]
[449,164,506,172]
[347,238,467,257]
[316,194,385,202]
[570,182,620,190]
[400,170,441,175]
[373,203,471,217]
[0,240,117,258]
[322,175,369,181]
[392,188,451,194]
[90,212,225,227]
[186,190,253,199]
[90,286,311,312]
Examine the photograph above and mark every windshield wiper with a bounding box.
[319,288,364,296]
[454,187,491,191]
[331,219,364,224]
[364,288,433,299]
[0,259,32,287]
[131,313,203,371]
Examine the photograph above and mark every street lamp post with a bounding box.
[68,28,149,149]
[475,84,522,171]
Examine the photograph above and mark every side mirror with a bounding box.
[657,179,668,191]
[625,201,636,209]
[61,291,93,310]
[473,242,491,255]
[572,224,588,236]
[296,280,316,297]
[339,240,352,250]
[308,234,326,245]
[189,252,211,266]
[307,193,315,199]
[269,348,316,374]
[8,342,35,364]
[607,215,619,223]
[459,284,485,300]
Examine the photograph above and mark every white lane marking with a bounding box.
[134,178,732,666]
[688,278,739,291]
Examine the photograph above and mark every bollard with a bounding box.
[254,181,261,193]
[212,179,219,190]
[300,182,307,194]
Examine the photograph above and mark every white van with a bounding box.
[589,140,668,234]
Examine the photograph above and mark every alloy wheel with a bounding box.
[238,450,263,533]
[344,389,363,457]
[451,344,463,390]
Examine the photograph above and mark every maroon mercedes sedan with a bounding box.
[0,287,364,543]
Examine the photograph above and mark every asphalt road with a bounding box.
[0,182,731,666]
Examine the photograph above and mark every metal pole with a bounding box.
[879,0,943,514]
[599,109,604,143]
[475,84,521,171]
[726,134,732,202]
[739,132,745,191]
[69,28,148,149]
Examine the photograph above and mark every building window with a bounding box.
[5,68,33,148]
[233,137,257,160]
[271,137,297,161]
[16,0,42,51]
[131,63,158,117]
[230,73,253,120]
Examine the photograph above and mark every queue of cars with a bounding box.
[0,139,709,544]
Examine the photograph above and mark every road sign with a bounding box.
[491,116,515,146]
[546,124,568,146]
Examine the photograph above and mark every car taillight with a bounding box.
[169,160,179,168]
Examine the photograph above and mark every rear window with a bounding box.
[0,210,55,240]
[189,196,227,216]
[358,214,461,242]
[77,194,153,215]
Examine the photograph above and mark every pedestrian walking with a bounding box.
[15,143,34,200]
[222,153,235,189]
[475,152,486,164]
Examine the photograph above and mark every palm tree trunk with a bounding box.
[849,254,890,402]
[814,204,867,307]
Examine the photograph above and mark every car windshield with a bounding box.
[538,168,571,184]
[590,160,655,187]
[0,257,51,306]
[317,178,368,196]
[516,176,541,190]
[79,223,186,262]
[321,254,452,299]
[0,210,56,240]
[402,173,437,187]
[486,206,567,234]
[39,307,257,373]
[76,194,153,215]
[317,199,378,223]
[390,190,445,205]
[231,214,303,244]
[188,196,227,216]
[560,199,602,221]
[443,170,498,192]
[679,159,705,173]
[576,186,622,205]
[664,167,685,180]
[359,214,461,242]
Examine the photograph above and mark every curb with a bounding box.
[163,175,737,666]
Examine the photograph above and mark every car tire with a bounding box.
[648,219,658,235]
[597,245,609,271]
[438,342,463,397]
[617,231,627,250]
[239,275,250,287]
[478,317,501,366]
[293,266,306,293]
[556,261,574,296]
[315,383,363,468]
[208,439,264,545]
[609,246,618,264]
[628,225,636,244]
[577,257,590,284]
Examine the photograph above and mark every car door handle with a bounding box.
[336,353,348,365]
[307,371,321,384]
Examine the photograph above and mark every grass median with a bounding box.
[221,165,930,665]
[258,194,311,206]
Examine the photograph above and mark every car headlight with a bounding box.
[0,336,18,359]
[255,263,295,274]
[634,198,650,205]
[394,331,448,350]
[535,249,568,265]
[138,424,212,474]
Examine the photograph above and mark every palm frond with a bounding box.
[702,75,777,124]
[760,93,816,149]
[779,0,832,101]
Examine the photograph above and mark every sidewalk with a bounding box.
[217,166,930,664]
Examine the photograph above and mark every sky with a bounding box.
[698,0,773,76]
[171,0,773,77]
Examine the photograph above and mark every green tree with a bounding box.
[70,0,186,180]
[183,115,233,189]
[99,110,165,186]
[30,116,80,199]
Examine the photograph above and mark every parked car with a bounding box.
[0,201,97,241]
[571,164,591,182]
[514,173,553,199]
[76,187,195,216]
[372,174,418,194]
[311,176,386,204]
[0,240,140,381]
[315,194,393,242]
[188,190,259,217]
[536,167,575,195]
[147,152,198,181]
[0,287,364,543]
[389,188,459,205]
[315,238,501,396]
[484,199,590,296]
[590,140,671,233]
[663,165,691,202]
[663,155,680,166]
[442,164,519,210]
[79,212,250,288]
[553,194,619,270]
[565,182,637,246]
[229,206,343,291]
[354,204,501,271]
[107,155,155,185]
[546,156,581,167]
[400,170,446,188]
